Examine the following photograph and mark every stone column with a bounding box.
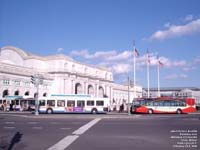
[71,80,74,94]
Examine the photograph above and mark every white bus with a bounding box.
[38,94,110,114]
[0,96,35,111]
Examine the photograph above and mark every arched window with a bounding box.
[14,90,19,96]
[88,85,94,95]
[34,93,38,99]
[99,86,104,98]
[24,91,29,96]
[75,83,83,94]
[43,93,47,97]
[2,89,9,98]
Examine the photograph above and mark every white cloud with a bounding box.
[111,63,130,74]
[70,49,188,75]
[164,22,171,28]
[164,74,188,80]
[57,47,64,53]
[149,18,200,40]
[194,56,200,64]
[106,50,132,61]
[70,49,117,59]
[183,66,196,71]
[184,14,193,21]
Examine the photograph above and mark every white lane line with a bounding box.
[47,118,101,150]
[27,122,38,124]
[32,127,43,129]
[73,118,101,135]
[71,122,82,124]
[50,122,60,124]
[4,126,16,129]
[47,135,79,150]
[60,128,71,130]
[5,122,15,124]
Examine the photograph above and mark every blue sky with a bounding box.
[1,0,200,88]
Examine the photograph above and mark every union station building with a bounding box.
[0,46,142,111]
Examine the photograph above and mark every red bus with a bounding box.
[131,97,196,114]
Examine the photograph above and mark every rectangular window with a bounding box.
[87,100,94,106]
[77,101,85,107]
[57,100,65,107]
[3,79,10,85]
[96,101,104,106]
[25,82,30,87]
[47,100,55,107]
[67,100,75,107]
[39,100,46,106]
[15,80,20,86]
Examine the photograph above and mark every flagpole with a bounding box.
[147,50,150,98]
[157,57,160,97]
[133,41,136,99]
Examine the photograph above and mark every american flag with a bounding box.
[159,60,164,67]
[146,50,151,64]
[134,49,139,57]
[157,55,164,67]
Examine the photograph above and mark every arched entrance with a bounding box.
[14,90,19,96]
[75,83,83,94]
[99,86,104,98]
[24,91,29,96]
[88,85,94,95]
[2,89,9,98]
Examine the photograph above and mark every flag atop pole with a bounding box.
[157,55,164,97]
[146,50,150,98]
[134,49,139,57]
[133,41,139,99]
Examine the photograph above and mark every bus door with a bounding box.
[66,100,75,112]
[75,100,85,112]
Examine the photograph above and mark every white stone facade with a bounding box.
[0,46,142,110]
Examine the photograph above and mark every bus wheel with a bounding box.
[91,108,98,114]
[176,109,182,114]
[46,108,53,114]
[148,109,153,114]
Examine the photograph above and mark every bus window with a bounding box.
[170,100,176,106]
[178,101,186,107]
[153,101,159,106]
[164,100,171,106]
[67,100,75,107]
[47,100,55,107]
[87,100,94,106]
[39,100,46,106]
[96,101,104,106]
[57,100,65,107]
[77,101,85,107]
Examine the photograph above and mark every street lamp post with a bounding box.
[128,76,131,116]
[31,74,43,116]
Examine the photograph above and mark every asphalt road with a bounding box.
[0,113,199,150]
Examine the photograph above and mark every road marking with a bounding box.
[71,122,82,124]
[4,126,16,129]
[73,118,101,135]
[32,127,43,129]
[60,128,71,130]
[27,122,38,124]
[48,118,101,150]
[47,135,79,150]
[50,122,60,124]
[5,122,15,124]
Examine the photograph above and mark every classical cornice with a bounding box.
[1,46,111,72]
[1,46,73,61]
